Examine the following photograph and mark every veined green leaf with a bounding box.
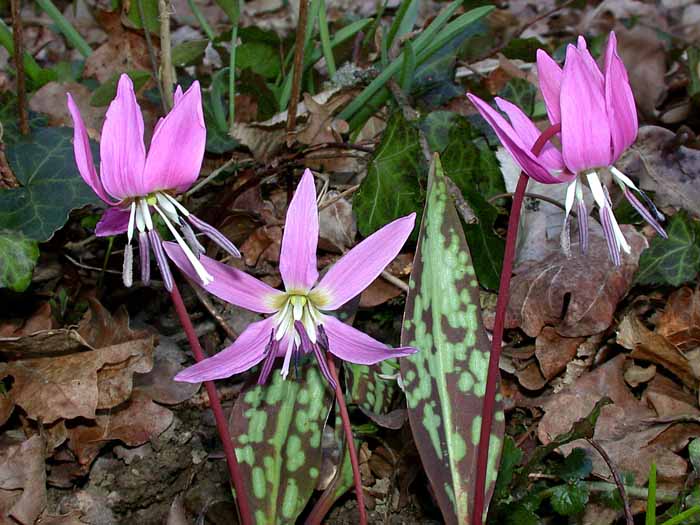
[230,364,332,525]
[400,154,504,524]
[0,231,39,292]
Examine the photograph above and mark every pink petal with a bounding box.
[66,93,117,204]
[173,85,184,105]
[175,318,274,382]
[313,213,415,311]
[576,36,604,88]
[279,169,319,292]
[142,82,206,195]
[494,97,565,172]
[604,31,638,160]
[99,74,147,199]
[536,49,562,125]
[467,94,574,185]
[163,242,283,314]
[95,207,130,237]
[321,315,417,365]
[560,45,612,173]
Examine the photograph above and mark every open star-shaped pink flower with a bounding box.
[164,169,418,386]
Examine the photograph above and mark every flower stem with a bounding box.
[158,0,174,110]
[471,123,561,525]
[10,0,28,135]
[169,282,253,525]
[326,353,367,525]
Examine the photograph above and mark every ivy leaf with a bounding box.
[557,448,593,482]
[353,111,425,238]
[550,480,589,516]
[0,127,99,241]
[0,231,39,292]
[636,211,700,286]
[498,78,538,117]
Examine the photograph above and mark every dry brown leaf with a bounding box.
[359,278,403,308]
[643,375,700,418]
[624,362,657,388]
[617,314,698,388]
[0,435,47,524]
[29,82,104,132]
[318,193,356,253]
[36,509,85,525]
[0,395,13,429]
[516,361,547,391]
[535,327,584,380]
[134,349,200,405]
[240,226,282,267]
[505,226,647,337]
[656,287,700,351]
[84,31,151,84]
[67,392,173,466]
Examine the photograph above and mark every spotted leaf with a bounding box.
[229,364,333,524]
[400,154,504,524]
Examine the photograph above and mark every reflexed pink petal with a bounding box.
[604,32,638,159]
[314,214,415,310]
[279,169,319,292]
[99,74,146,199]
[95,207,130,236]
[494,97,564,171]
[536,49,562,124]
[560,45,611,172]
[321,315,417,365]
[576,36,604,88]
[467,94,574,184]
[175,318,274,382]
[163,242,283,314]
[173,85,184,105]
[67,94,117,204]
[142,82,206,194]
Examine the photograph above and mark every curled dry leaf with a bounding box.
[504,226,647,338]
[134,340,200,405]
[619,126,700,217]
[535,327,584,380]
[318,193,357,254]
[656,287,700,351]
[643,375,700,419]
[0,434,47,525]
[617,314,699,389]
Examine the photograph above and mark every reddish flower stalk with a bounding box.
[169,281,253,525]
[471,124,561,525]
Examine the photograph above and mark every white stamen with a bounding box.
[139,199,154,231]
[609,211,632,254]
[135,201,146,232]
[301,308,317,343]
[292,296,305,321]
[609,166,638,190]
[127,202,136,243]
[153,204,214,285]
[585,172,607,209]
[280,337,295,379]
[564,180,577,219]
[163,192,190,217]
[156,193,180,223]
[575,178,584,203]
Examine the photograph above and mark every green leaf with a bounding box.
[493,436,523,501]
[688,47,700,103]
[401,154,504,524]
[502,504,541,525]
[0,102,48,147]
[353,111,425,238]
[550,480,589,516]
[636,212,700,287]
[237,41,281,79]
[0,230,39,292]
[345,360,402,427]
[558,448,593,482]
[90,70,151,107]
[171,39,208,67]
[498,78,538,117]
[230,364,332,525]
[502,37,541,62]
[0,127,99,241]
[690,438,700,475]
[125,0,159,34]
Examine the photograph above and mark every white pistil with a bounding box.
[163,192,190,217]
[280,337,295,379]
[564,179,577,219]
[609,166,637,189]
[610,212,632,254]
[153,204,214,285]
[156,193,179,223]
[139,199,154,231]
[585,172,607,210]
[127,202,136,243]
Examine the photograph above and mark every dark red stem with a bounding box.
[169,282,253,525]
[471,123,562,525]
[326,353,367,525]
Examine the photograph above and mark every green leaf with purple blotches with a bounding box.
[400,153,504,524]
[229,364,332,525]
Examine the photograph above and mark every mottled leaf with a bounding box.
[230,364,332,525]
[550,481,589,516]
[0,128,99,241]
[498,78,538,117]
[345,360,402,427]
[0,230,39,292]
[353,111,424,238]
[400,154,504,524]
[636,211,700,287]
[557,448,593,482]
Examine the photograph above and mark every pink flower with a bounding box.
[164,169,418,386]
[468,32,665,265]
[68,74,239,291]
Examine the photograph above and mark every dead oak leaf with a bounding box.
[656,287,700,352]
[0,434,47,525]
[504,226,647,337]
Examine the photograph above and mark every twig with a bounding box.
[487,191,571,212]
[380,271,409,293]
[186,0,215,40]
[137,0,167,114]
[587,439,634,525]
[228,19,238,134]
[187,277,239,340]
[185,157,240,196]
[10,0,28,136]
[158,0,174,110]
[317,184,360,211]
[286,0,310,144]
[64,253,122,275]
